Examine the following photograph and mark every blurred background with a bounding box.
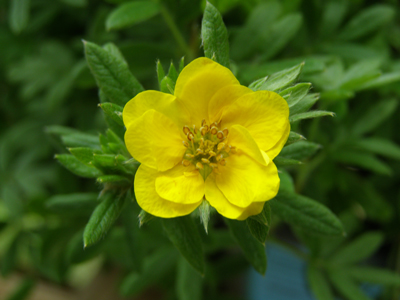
[1,0,400,299]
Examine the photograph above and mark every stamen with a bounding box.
[196,148,204,155]
[230,146,237,154]
[196,162,204,169]
[216,154,223,162]
[183,126,191,135]
[226,145,231,153]
[210,163,218,169]
[182,159,191,167]
[200,127,207,136]
[193,125,197,134]
[210,126,218,135]
[185,153,194,158]
[223,128,229,136]
[213,168,221,174]
[217,131,224,139]
[201,158,210,164]
[208,151,216,157]
[217,143,225,152]
[187,133,194,141]
[199,138,204,148]
[201,119,207,126]
[182,141,189,147]
[219,159,226,166]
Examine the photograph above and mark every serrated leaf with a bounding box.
[9,0,30,34]
[258,63,303,92]
[290,93,320,116]
[333,150,392,175]
[106,1,160,30]
[162,216,204,275]
[285,131,306,146]
[55,154,102,178]
[225,219,267,275]
[338,5,395,41]
[176,257,203,300]
[328,270,372,300]
[290,111,335,123]
[83,191,126,247]
[201,2,230,68]
[270,190,344,236]
[280,141,321,161]
[347,267,400,286]
[279,83,311,107]
[103,42,128,65]
[331,232,384,265]
[84,41,144,106]
[307,266,335,300]
[246,218,268,244]
[68,147,100,164]
[46,193,97,212]
[99,102,124,126]
[352,99,398,136]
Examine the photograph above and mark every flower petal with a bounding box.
[216,154,280,208]
[205,173,246,219]
[236,202,265,221]
[135,164,201,218]
[174,57,239,126]
[208,85,252,123]
[125,109,185,171]
[227,124,269,166]
[220,91,290,153]
[265,121,290,159]
[155,164,204,204]
[123,90,190,129]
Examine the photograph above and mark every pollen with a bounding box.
[180,120,236,179]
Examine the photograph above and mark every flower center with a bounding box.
[181,119,236,180]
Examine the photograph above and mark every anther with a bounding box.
[217,131,224,139]
[219,159,226,166]
[199,138,204,147]
[182,159,191,167]
[209,151,216,157]
[210,126,218,135]
[200,127,207,136]
[193,125,197,134]
[182,141,189,147]
[183,126,191,135]
[217,143,225,152]
[196,162,204,169]
[223,128,229,136]
[201,119,207,126]
[210,163,218,169]
[185,153,194,158]
[187,133,194,141]
[216,154,223,162]
[196,148,204,155]
[201,158,210,164]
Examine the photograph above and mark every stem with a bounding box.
[159,4,193,60]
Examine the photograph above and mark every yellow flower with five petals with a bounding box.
[123,57,290,220]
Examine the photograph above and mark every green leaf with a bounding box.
[346,138,400,160]
[84,41,144,106]
[290,111,335,123]
[347,267,400,286]
[83,191,126,247]
[176,257,203,300]
[9,0,30,34]
[339,59,382,90]
[307,266,335,300]
[162,216,204,275]
[333,150,392,175]
[103,42,128,65]
[1,233,20,276]
[99,102,124,126]
[156,60,165,88]
[246,218,268,244]
[259,13,303,61]
[279,83,311,107]
[331,232,384,265]
[258,63,304,92]
[352,99,398,136]
[106,1,160,30]
[328,270,372,300]
[46,193,98,212]
[290,93,320,116]
[250,202,271,226]
[356,71,400,91]
[274,157,303,167]
[138,210,154,227]
[120,247,177,296]
[46,125,100,149]
[280,141,321,161]
[225,219,267,275]
[55,154,102,178]
[285,131,306,146]
[97,175,131,185]
[270,190,344,236]
[319,0,348,38]
[68,147,100,164]
[338,5,395,41]
[201,1,230,68]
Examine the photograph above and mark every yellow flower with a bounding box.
[123,57,290,220]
